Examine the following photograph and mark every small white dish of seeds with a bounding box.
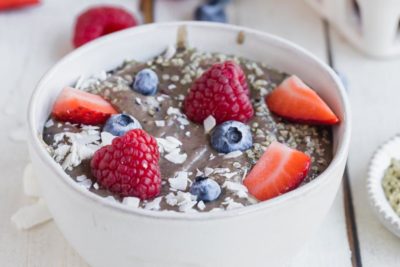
[368,135,400,238]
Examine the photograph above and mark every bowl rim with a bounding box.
[28,21,351,221]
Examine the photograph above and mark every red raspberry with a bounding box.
[91,129,161,200]
[183,61,254,124]
[73,5,137,48]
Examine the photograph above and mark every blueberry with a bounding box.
[190,176,221,202]
[210,120,253,153]
[194,4,227,23]
[208,0,230,6]
[132,68,159,96]
[103,114,142,136]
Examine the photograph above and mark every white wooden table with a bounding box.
[1,0,399,266]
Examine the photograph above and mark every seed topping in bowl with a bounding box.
[42,45,337,212]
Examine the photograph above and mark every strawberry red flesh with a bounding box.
[0,0,40,10]
[266,75,339,125]
[51,87,117,125]
[243,141,311,201]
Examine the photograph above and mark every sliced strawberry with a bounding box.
[243,141,311,201]
[52,87,117,125]
[0,0,40,10]
[266,75,339,125]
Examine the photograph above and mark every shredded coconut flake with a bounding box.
[167,107,181,116]
[76,175,87,182]
[11,199,52,230]
[223,181,248,198]
[165,150,187,164]
[177,117,190,126]
[168,171,190,191]
[77,179,92,189]
[53,144,70,162]
[156,137,180,153]
[196,169,204,177]
[145,197,163,210]
[203,115,216,134]
[44,119,54,128]
[165,136,182,146]
[52,126,102,170]
[180,202,197,213]
[172,191,197,212]
[158,136,186,164]
[224,150,243,159]
[165,193,179,206]
[122,197,140,208]
[163,44,176,60]
[213,168,230,174]
[197,201,206,211]
[76,71,108,90]
[204,167,214,176]
[155,120,166,127]
[168,84,177,90]
[100,132,116,146]
[23,163,40,197]
[165,191,197,212]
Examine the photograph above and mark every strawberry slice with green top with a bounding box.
[243,141,311,201]
[266,75,339,125]
[52,87,117,125]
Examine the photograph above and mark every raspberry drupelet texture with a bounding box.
[183,61,254,124]
[91,129,161,200]
[73,5,137,48]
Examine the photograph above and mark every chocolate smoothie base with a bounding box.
[42,46,333,212]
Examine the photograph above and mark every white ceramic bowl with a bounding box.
[28,22,351,267]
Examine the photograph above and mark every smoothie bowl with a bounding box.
[28,22,351,267]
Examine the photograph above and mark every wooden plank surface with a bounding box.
[0,0,354,266]
[330,25,400,266]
